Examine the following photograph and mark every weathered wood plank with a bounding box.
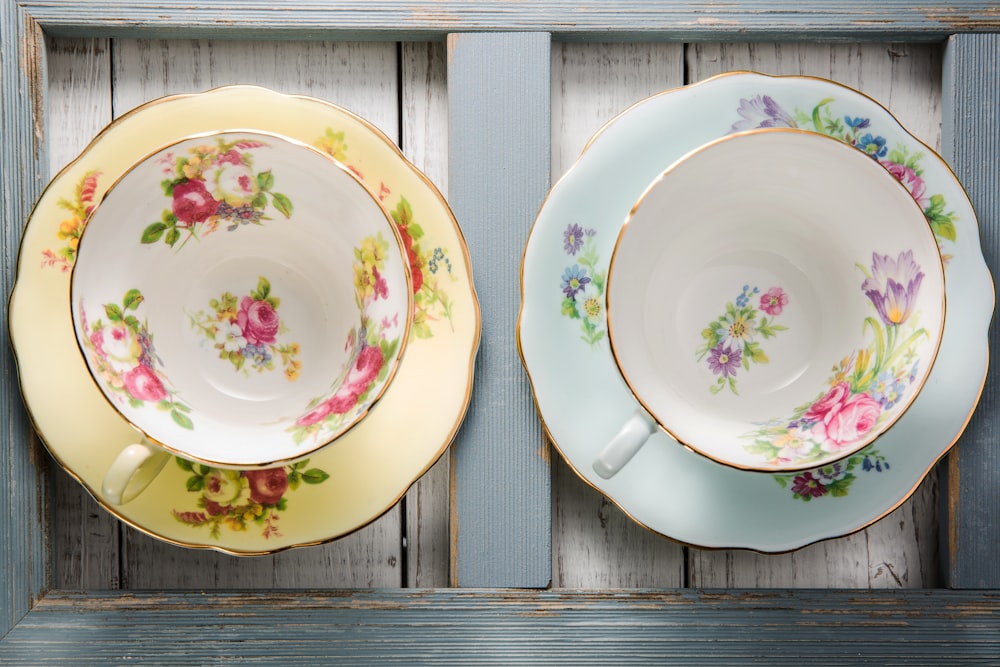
[549,42,686,588]
[109,38,404,588]
[44,36,122,591]
[1,3,49,638]
[20,1,1000,42]
[940,32,1000,590]
[3,589,1000,666]
[685,42,945,588]
[401,41,451,588]
[448,32,551,587]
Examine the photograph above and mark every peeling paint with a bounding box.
[18,14,45,161]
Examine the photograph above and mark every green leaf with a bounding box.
[186,476,204,492]
[301,469,331,484]
[408,222,425,241]
[253,276,271,301]
[413,321,434,339]
[172,409,194,430]
[141,222,167,244]
[811,98,835,133]
[930,217,957,242]
[287,472,301,490]
[257,170,275,191]
[746,342,769,364]
[176,458,195,472]
[104,303,123,322]
[123,289,144,311]
[165,228,181,247]
[124,315,140,332]
[271,192,293,218]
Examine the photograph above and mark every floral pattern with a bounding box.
[775,449,889,501]
[731,95,958,253]
[743,251,929,467]
[285,232,403,444]
[188,276,302,381]
[313,128,456,338]
[172,458,330,539]
[41,170,101,271]
[696,284,790,394]
[559,223,605,347]
[78,289,193,430]
[141,137,293,250]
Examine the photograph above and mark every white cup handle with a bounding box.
[592,410,657,479]
[102,442,171,505]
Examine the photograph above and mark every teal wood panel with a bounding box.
[447,32,551,588]
[2,589,999,665]
[940,33,1000,590]
[0,0,49,640]
[18,1,1000,41]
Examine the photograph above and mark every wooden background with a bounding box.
[47,37,945,591]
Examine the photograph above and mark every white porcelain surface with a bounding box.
[519,71,993,552]
[607,129,944,472]
[71,130,412,469]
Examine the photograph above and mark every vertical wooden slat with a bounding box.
[0,3,48,637]
[448,32,551,587]
[940,33,1000,590]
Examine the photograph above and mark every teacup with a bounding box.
[594,128,945,477]
[71,130,412,503]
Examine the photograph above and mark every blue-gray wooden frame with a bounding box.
[2,1,998,662]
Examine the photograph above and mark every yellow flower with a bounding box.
[224,516,246,531]
[285,366,300,382]
[315,129,349,162]
[181,155,204,179]
[57,218,80,240]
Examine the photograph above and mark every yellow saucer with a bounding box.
[9,86,480,555]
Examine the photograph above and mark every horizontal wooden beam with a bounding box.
[2,589,999,665]
[20,1,1000,41]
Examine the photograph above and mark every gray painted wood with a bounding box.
[685,42,944,589]
[549,42,686,588]
[44,36,123,591]
[401,41,451,587]
[3,589,1000,666]
[448,32,551,587]
[1,0,49,638]
[107,38,404,588]
[18,1,1000,42]
[940,33,1000,590]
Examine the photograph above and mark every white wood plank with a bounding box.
[44,36,123,591]
[549,42,687,588]
[448,32,551,588]
[400,41,451,587]
[109,38,404,588]
[686,42,944,588]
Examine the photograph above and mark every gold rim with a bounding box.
[605,126,948,474]
[8,84,481,555]
[516,70,991,552]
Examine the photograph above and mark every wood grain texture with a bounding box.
[3,589,1000,666]
[19,1,1000,41]
[1,2,49,638]
[685,42,945,589]
[401,41,451,588]
[108,38,405,588]
[44,36,123,591]
[549,42,687,588]
[940,33,1000,590]
[448,32,551,587]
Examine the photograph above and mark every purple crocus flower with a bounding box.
[707,342,742,378]
[730,95,797,133]
[862,250,924,326]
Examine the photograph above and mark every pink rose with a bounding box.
[345,345,385,390]
[237,297,280,345]
[327,384,362,415]
[245,468,289,505]
[122,364,167,402]
[811,393,882,452]
[171,178,219,225]
[803,382,851,423]
[295,401,333,427]
[880,160,929,210]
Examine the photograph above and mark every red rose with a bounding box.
[398,225,424,293]
[237,297,280,346]
[245,468,289,505]
[804,382,851,423]
[350,345,384,387]
[171,178,219,225]
[811,393,882,452]
[122,364,167,402]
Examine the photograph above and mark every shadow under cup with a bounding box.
[70,129,413,503]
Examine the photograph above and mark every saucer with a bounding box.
[519,71,993,552]
[10,86,480,554]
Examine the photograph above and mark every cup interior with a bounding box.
[607,129,945,472]
[70,130,412,468]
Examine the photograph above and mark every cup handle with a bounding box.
[592,410,657,479]
[102,442,171,505]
